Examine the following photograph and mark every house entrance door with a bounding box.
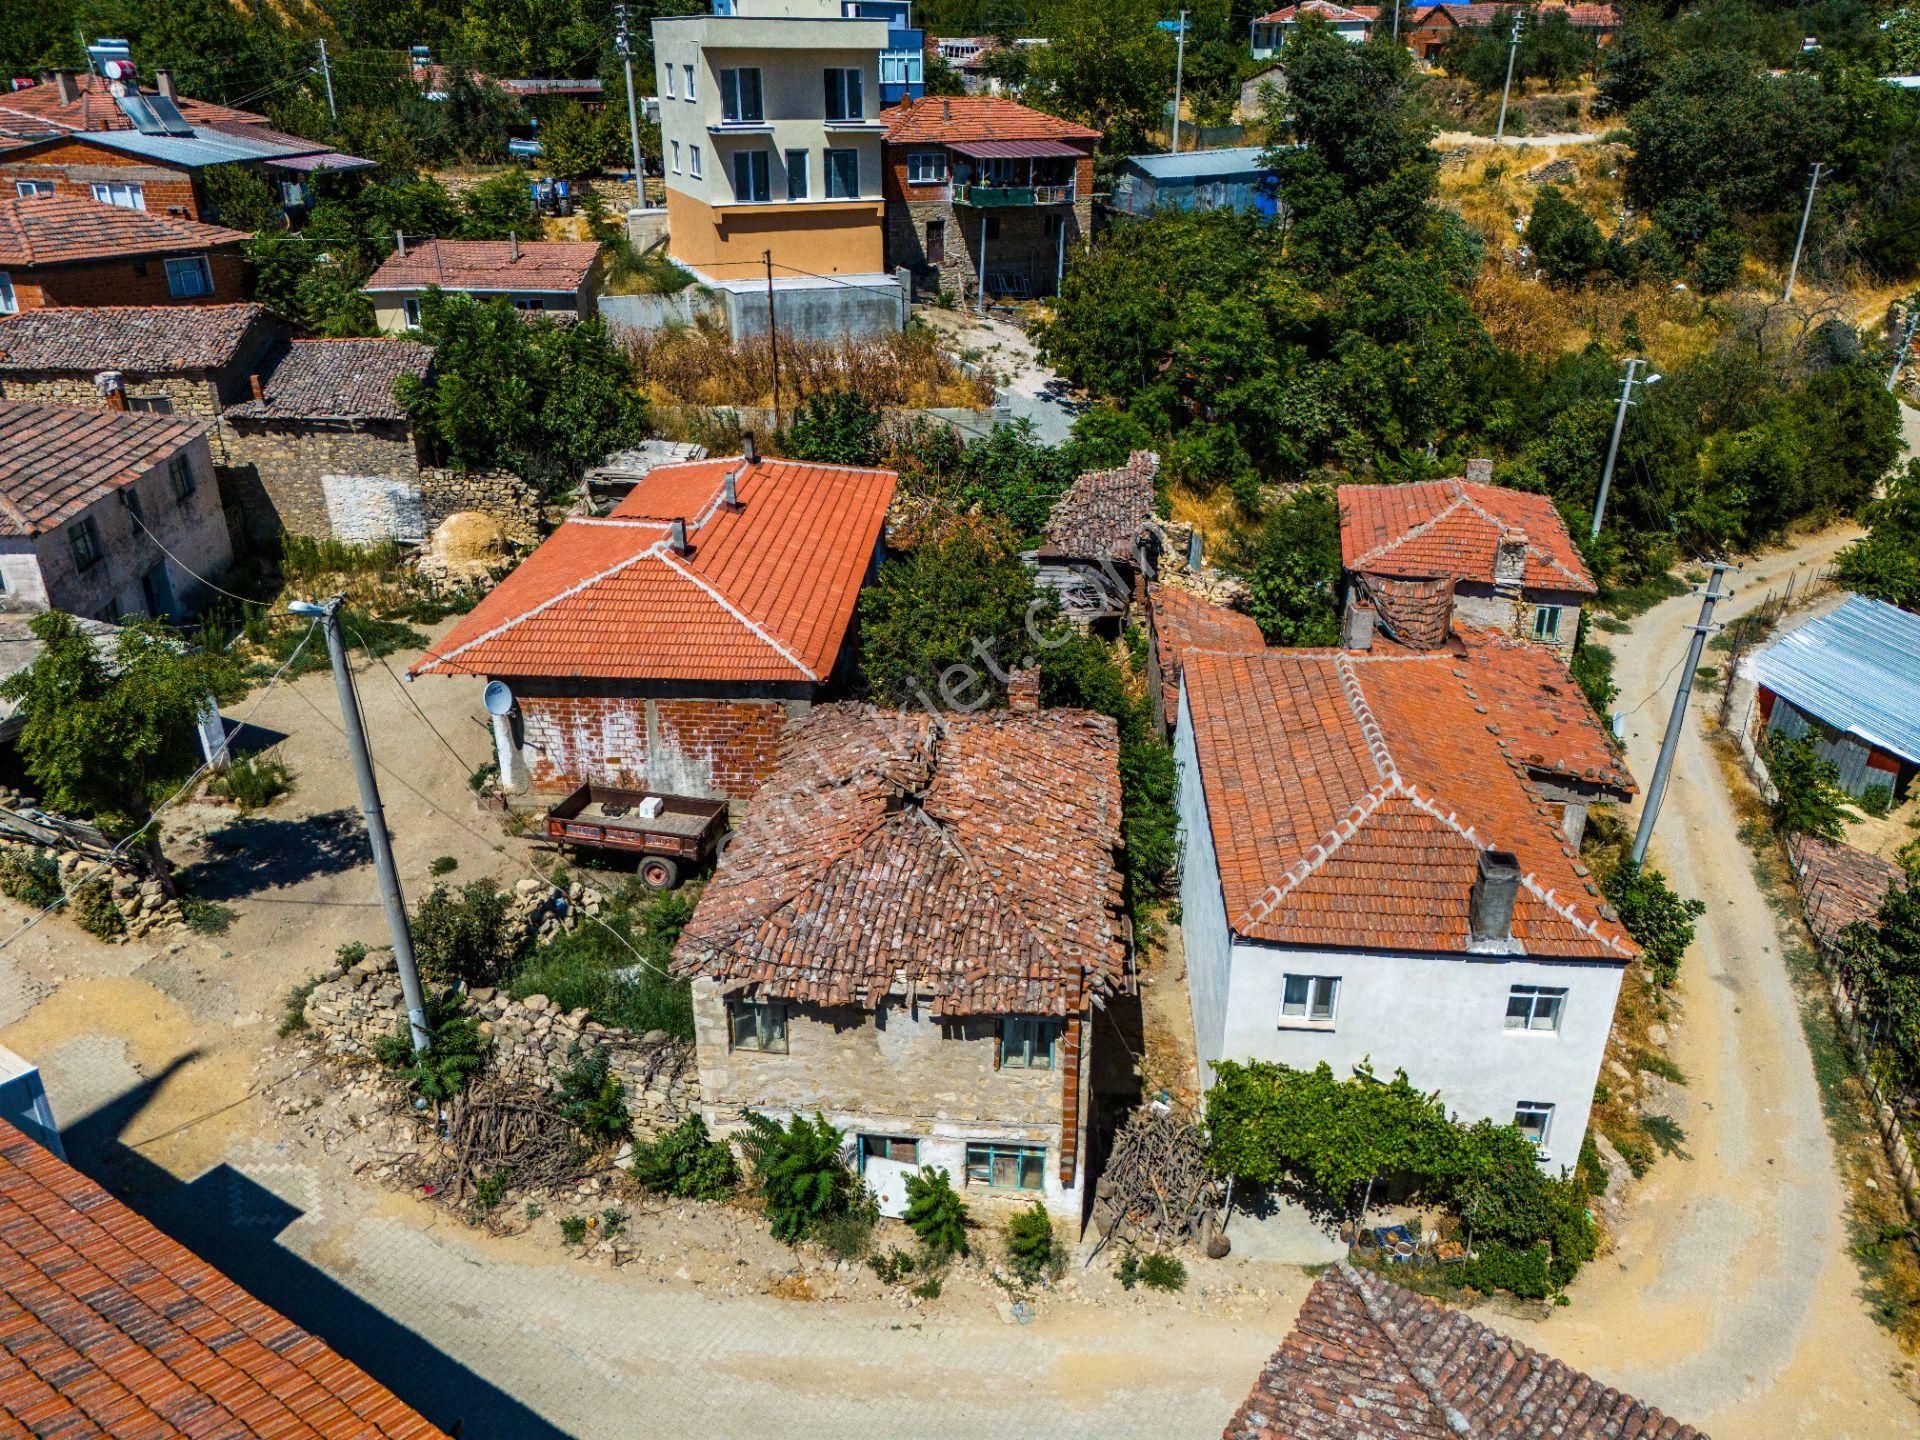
[859,1134,920,1218]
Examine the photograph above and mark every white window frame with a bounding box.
[90,180,145,210]
[907,150,947,185]
[0,272,14,315]
[1279,973,1340,1028]
[732,148,769,203]
[824,147,859,199]
[727,999,788,1054]
[1505,984,1565,1034]
[403,296,423,329]
[164,255,214,299]
[664,64,675,99]
[719,66,764,123]
[689,144,703,180]
[670,139,682,173]
[1513,1101,1554,1154]
[13,180,53,198]
[785,148,809,200]
[880,49,923,87]
[999,1016,1060,1070]
[824,66,864,121]
[684,63,696,101]
[1532,605,1562,641]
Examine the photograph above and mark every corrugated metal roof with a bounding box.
[83,126,312,167]
[1123,145,1274,181]
[949,137,1085,159]
[1752,594,1920,764]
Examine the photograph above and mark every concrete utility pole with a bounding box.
[317,39,336,119]
[1630,562,1730,866]
[1590,356,1661,541]
[1494,13,1522,142]
[291,597,431,1055]
[764,249,781,429]
[1888,298,1920,392]
[615,3,647,201]
[977,210,990,315]
[1170,10,1189,154]
[1783,161,1827,302]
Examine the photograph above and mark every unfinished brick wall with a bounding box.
[12,251,249,309]
[0,143,202,217]
[513,690,802,799]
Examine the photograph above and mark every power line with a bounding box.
[123,504,273,609]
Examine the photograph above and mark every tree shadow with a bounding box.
[174,808,373,901]
[60,1061,570,1440]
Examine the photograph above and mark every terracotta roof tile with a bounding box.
[1340,478,1596,594]
[1253,3,1380,24]
[1453,633,1634,794]
[0,195,249,267]
[1226,1262,1706,1440]
[1182,646,1634,958]
[0,1120,450,1439]
[882,95,1101,145]
[0,304,269,372]
[1042,450,1158,561]
[362,240,602,295]
[674,704,1129,1016]
[224,339,430,421]
[1147,583,1265,725]
[0,75,266,134]
[412,456,895,683]
[0,401,206,536]
[1787,834,1905,951]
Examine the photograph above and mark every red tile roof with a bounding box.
[1181,646,1634,958]
[1339,478,1596,594]
[0,1119,450,1439]
[1042,450,1159,561]
[674,703,1129,1016]
[0,401,207,536]
[0,304,270,372]
[1454,634,1635,794]
[1226,1262,1704,1440]
[412,456,896,683]
[362,240,603,295]
[0,74,266,134]
[0,195,249,267]
[1148,583,1266,725]
[224,339,431,421]
[882,95,1101,145]
[1253,3,1379,24]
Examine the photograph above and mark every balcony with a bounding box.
[954,182,1076,207]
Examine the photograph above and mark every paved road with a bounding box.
[918,308,1083,446]
[1495,528,1919,1436]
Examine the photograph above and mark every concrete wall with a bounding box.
[690,978,1088,1219]
[1173,676,1234,1086]
[219,419,424,544]
[601,278,905,341]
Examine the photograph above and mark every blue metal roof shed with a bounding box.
[1113,146,1280,219]
[1751,594,1920,795]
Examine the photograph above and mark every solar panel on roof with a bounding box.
[145,94,194,135]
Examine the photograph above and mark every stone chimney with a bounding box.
[154,68,176,101]
[1007,666,1040,713]
[1465,457,1493,484]
[1342,598,1375,652]
[1493,531,1529,586]
[53,71,77,104]
[1469,850,1522,949]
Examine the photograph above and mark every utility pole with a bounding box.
[1783,161,1827,303]
[764,249,781,430]
[291,597,431,1055]
[1590,356,1661,541]
[1888,298,1920,392]
[977,211,989,316]
[1630,563,1731,866]
[1170,10,1188,154]
[1494,12,1522,143]
[317,38,336,119]
[615,3,646,204]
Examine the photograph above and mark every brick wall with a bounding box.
[882,147,1093,303]
[218,418,423,544]
[13,249,249,309]
[513,689,800,799]
[0,142,203,217]
[0,371,221,417]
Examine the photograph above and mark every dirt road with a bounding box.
[1494,529,1919,1436]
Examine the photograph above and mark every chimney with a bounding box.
[1007,666,1040,713]
[942,97,951,122]
[722,469,741,507]
[669,517,689,554]
[53,70,76,104]
[1469,850,1522,948]
[396,230,406,257]
[1342,598,1375,651]
[94,371,127,411]
[741,430,758,464]
[154,67,175,101]
[509,230,518,262]
[1493,531,1528,586]
[249,372,265,402]
[1464,457,1493,484]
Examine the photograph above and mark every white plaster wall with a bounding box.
[1221,938,1622,1169]
[1174,675,1233,1086]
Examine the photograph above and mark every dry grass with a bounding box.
[1165,481,1242,559]
[625,317,991,411]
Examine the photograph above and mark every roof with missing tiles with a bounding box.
[0,401,207,537]
[1042,450,1159,562]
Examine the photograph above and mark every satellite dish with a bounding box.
[483,681,516,717]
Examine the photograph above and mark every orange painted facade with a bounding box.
[664,186,886,275]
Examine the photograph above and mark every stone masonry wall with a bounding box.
[515,691,799,799]
[1451,583,1581,665]
[218,420,422,544]
[419,468,546,543]
[0,371,221,418]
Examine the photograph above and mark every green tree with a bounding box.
[1600,859,1706,987]
[1526,186,1608,286]
[630,1114,741,1199]
[738,1111,856,1244]
[923,51,967,97]
[1023,0,1175,155]
[373,988,489,1100]
[458,170,540,239]
[1761,730,1849,840]
[411,878,523,987]
[784,389,885,466]
[201,164,281,233]
[1232,487,1343,645]
[1836,880,1920,1089]
[1834,459,1920,609]
[539,100,617,181]
[902,1167,969,1256]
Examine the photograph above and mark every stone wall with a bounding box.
[419,468,546,544]
[303,949,700,1137]
[0,836,189,942]
[218,420,423,545]
[1451,583,1582,665]
[0,371,221,418]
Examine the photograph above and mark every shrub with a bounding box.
[179,896,236,935]
[278,973,330,1036]
[412,879,522,987]
[560,1214,589,1245]
[816,1202,878,1263]
[68,876,124,941]
[783,389,885,466]
[600,1207,627,1238]
[473,1168,512,1215]
[1462,1241,1553,1299]
[373,989,488,1100]
[1761,731,1849,840]
[868,1246,917,1284]
[737,1111,855,1244]
[1600,860,1705,987]
[508,883,697,1036]
[554,1047,629,1150]
[1005,1201,1058,1282]
[903,1167,969,1258]
[430,855,460,876]
[209,752,295,811]
[1570,639,1617,722]
[630,1114,740,1200]
[0,850,61,910]
[1138,1252,1187,1292]
[1860,784,1894,819]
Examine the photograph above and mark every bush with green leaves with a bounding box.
[411,878,523,988]
[1004,1201,1058,1282]
[68,876,125,941]
[902,1167,969,1258]
[508,882,697,1036]
[559,1214,589,1246]
[0,850,61,910]
[1231,488,1343,647]
[373,990,489,1101]
[1761,731,1849,841]
[737,1111,856,1244]
[630,1114,740,1200]
[783,390,885,467]
[1600,859,1706,987]
[1570,635,1618,721]
[1859,784,1894,819]
[210,752,294,812]
[554,1047,629,1150]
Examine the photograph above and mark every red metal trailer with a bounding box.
[542,785,728,889]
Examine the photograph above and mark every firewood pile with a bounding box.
[415,1079,595,1211]
[1091,1104,1223,1251]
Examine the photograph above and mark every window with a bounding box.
[906,150,947,184]
[664,64,675,99]
[732,149,770,203]
[13,180,52,197]
[511,297,546,311]
[879,49,923,87]
[120,485,145,528]
[1532,606,1562,641]
[90,180,145,210]
[128,394,173,414]
[824,66,864,121]
[719,67,763,123]
[689,144,702,179]
[279,179,309,208]
[925,218,945,264]
[727,999,787,1053]
[1513,1102,1554,1152]
[1280,974,1340,1026]
[169,452,196,503]
[1505,985,1565,1033]
[0,273,18,315]
[860,1134,918,1167]
[684,64,696,100]
[965,1141,1046,1192]
[164,255,213,299]
[670,139,682,173]
[1000,1016,1060,1070]
[825,147,859,199]
[69,516,103,573]
[785,148,809,200]
[403,297,423,329]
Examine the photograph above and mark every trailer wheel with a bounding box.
[639,856,679,891]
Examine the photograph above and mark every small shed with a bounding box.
[1112,147,1280,219]
[1752,594,1920,802]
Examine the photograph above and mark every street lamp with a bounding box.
[1590,358,1661,542]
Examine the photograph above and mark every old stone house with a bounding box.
[880,95,1096,305]
[362,239,605,333]
[1029,449,1160,629]
[0,401,234,620]
[673,698,1130,1221]
[218,338,434,547]
[0,303,282,423]
[411,451,897,801]
[1337,464,1596,664]
[0,194,249,311]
